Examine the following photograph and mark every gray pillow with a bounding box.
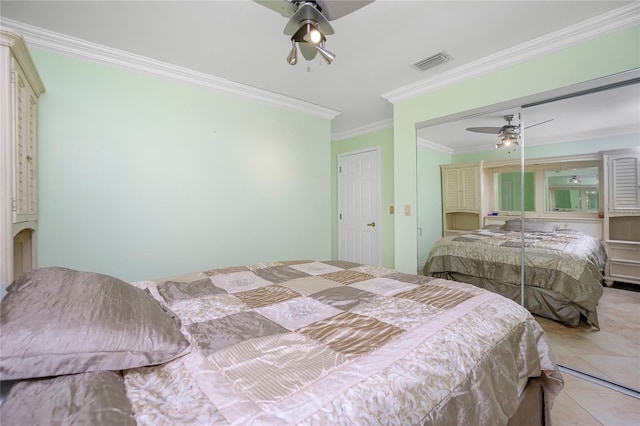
[0,371,136,425]
[502,219,557,233]
[0,267,190,380]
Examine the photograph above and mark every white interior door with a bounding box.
[338,148,381,265]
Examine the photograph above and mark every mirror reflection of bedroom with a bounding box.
[417,81,640,395]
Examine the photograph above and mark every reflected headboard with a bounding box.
[483,215,603,240]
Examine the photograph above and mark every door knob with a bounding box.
[367,222,376,227]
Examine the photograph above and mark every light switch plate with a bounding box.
[404,204,411,216]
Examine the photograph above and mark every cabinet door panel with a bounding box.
[610,154,640,210]
[461,167,479,210]
[13,60,38,222]
[442,168,461,210]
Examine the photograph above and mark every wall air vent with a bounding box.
[413,51,451,72]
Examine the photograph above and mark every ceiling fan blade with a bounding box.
[466,127,503,134]
[253,0,297,18]
[524,118,554,129]
[283,2,334,35]
[299,42,319,60]
[315,0,375,21]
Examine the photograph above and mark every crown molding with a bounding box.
[416,138,454,154]
[382,3,640,104]
[0,19,341,121]
[418,138,513,155]
[332,118,393,141]
[0,27,45,95]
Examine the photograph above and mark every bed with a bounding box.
[0,260,563,425]
[423,219,607,329]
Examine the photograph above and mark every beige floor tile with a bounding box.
[535,286,640,392]
[561,371,613,393]
[578,355,640,390]
[536,285,640,425]
[553,374,640,425]
[567,389,640,426]
[554,355,616,383]
[551,390,602,426]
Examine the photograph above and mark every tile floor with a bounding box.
[535,285,640,425]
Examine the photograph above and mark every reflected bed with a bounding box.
[424,222,607,329]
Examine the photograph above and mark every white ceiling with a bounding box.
[417,82,640,153]
[0,0,638,142]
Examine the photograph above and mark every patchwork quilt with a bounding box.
[127,260,562,425]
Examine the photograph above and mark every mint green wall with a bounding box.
[417,145,451,271]
[331,128,394,268]
[33,49,332,281]
[394,25,640,273]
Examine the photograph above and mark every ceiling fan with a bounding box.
[254,0,374,65]
[466,114,554,148]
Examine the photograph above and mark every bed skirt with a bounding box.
[507,377,546,426]
[432,272,599,329]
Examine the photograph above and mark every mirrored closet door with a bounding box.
[417,77,639,393]
[520,81,640,392]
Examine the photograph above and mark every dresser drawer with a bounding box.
[609,261,640,280]
[609,245,640,262]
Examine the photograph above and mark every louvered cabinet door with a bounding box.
[609,153,640,211]
[442,168,461,210]
[13,60,38,223]
[459,166,480,210]
[441,165,480,211]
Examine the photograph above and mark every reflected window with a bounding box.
[497,171,535,211]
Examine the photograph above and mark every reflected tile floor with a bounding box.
[550,373,640,426]
[535,286,640,425]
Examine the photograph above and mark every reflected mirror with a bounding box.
[545,167,599,212]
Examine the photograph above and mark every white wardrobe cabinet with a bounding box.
[440,162,483,236]
[1,29,45,285]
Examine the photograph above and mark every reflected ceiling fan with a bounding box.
[254,0,374,65]
[466,114,554,148]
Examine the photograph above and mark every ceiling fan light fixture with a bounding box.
[496,133,519,149]
[305,23,323,44]
[293,19,324,44]
[316,43,335,64]
[498,127,520,147]
[287,40,298,65]
[502,136,518,146]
